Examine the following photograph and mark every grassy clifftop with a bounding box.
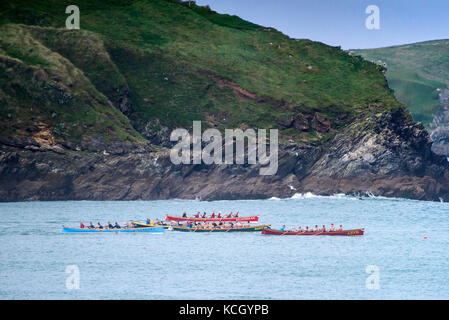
[0,0,403,147]
[354,40,449,126]
[0,24,142,147]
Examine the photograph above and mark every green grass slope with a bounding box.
[354,40,449,126]
[0,24,142,147]
[0,0,403,147]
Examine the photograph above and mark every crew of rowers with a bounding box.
[181,211,239,219]
[279,224,343,233]
[182,220,251,229]
[146,218,166,225]
[80,219,167,229]
[79,221,129,229]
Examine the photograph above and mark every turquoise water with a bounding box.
[0,195,448,299]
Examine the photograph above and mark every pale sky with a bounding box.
[195,0,449,49]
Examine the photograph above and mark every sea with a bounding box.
[0,194,448,299]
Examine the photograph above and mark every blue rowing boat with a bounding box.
[62,226,165,233]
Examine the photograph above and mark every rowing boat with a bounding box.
[171,224,270,232]
[165,214,259,223]
[131,221,170,229]
[62,226,165,233]
[261,228,364,236]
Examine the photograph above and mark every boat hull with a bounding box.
[62,226,165,233]
[166,215,259,223]
[131,221,170,229]
[172,225,270,232]
[262,228,364,236]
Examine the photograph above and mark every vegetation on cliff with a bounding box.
[2,0,449,202]
[1,0,403,149]
[354,40,449,126]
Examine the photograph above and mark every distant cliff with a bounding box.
[1,0,449,201]
[354,40,449,157]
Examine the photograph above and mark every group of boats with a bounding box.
[62,213,364,236]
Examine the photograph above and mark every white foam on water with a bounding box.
[291,192,324,199]
[290,192,371,201]
[288,191,413,202]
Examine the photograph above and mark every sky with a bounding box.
[194,0,449,49]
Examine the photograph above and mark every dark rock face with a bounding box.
[297,108,449,201]
[293,115,310,131]
[116,89,132,115]
[430,127,449,156]
[1,107,449,202]
[141,119,172,147]
[311,113,331,133]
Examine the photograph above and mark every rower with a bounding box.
[330,224,335,232]
[321,225,326,232]
[80,221,84,229]
[114,222,121,229]
[337,225,343,231]
[280,225,286,231]
[313,225,318,232]
[182,212,187,218]
[234,212,239,217]
[88,222,95,229]
[304,226,309,232]
[225,212,232,218]
[296,226,302,232]
[217,212,222,218]
[194,212,200,218]
[201,212,207,218]
[146,218,151,225]
[211,211,216,218]
[108,221,114,229]
[97,222,103,229]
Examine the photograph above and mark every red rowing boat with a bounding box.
[165,214,259,222]
[262,228,364,236]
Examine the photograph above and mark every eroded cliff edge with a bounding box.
[2,107,449,202]
[1,0,449,202]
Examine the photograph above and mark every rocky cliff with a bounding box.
[2,107,449,202]
[1,0,449,202]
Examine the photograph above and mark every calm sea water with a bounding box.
[0,194,448,299]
